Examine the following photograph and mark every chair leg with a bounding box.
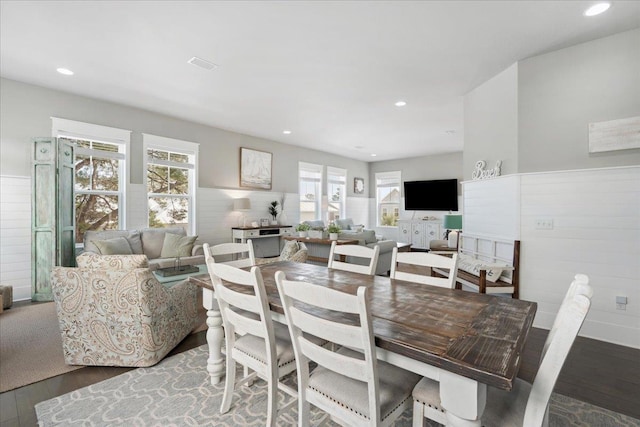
[298,398,310,427]
[266,371,278,427]
[412,399,424,427]
[244,365,253,386]
[220,357,236,413]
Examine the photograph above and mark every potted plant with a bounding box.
[308,226,325,239]
[295,223,310,238]
[327,223,341,240]
[268,201,279,225]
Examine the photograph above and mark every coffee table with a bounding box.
[153,264,208,287]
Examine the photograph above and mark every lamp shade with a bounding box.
[443,214,462,230]
[233,198,251,211]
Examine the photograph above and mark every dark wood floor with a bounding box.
[1,327,639,426]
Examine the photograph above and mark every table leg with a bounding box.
[439,371,486,426]
[202,287,225,385]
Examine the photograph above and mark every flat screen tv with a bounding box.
[404,179,458,211]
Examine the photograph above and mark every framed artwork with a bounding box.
[240,147,272,190]
[354,177,365,194]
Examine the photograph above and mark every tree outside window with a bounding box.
[72,138,124,243]
[146,147,195,231]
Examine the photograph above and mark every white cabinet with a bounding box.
[396,220,442,250]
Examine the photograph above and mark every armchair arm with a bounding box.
[370,240,397,254]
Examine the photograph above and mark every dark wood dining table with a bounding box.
[190,261,537,426]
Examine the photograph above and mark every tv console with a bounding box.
[397,219,442,250]
[231,226,294,258]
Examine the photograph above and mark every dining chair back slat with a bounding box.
[205,241,255,268]
[391,248,459,288]
[328,241,380,276]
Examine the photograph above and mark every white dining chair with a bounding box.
[327,241,380,276]
[205,259,297,427]
[204,240,255,268]
[412,274,593,427]
[275,271,421,427]
[390,247,459,288]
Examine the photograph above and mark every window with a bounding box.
[376,171,401,226]
[52,118,130,245]
[299,162,322,222]
[143,134,198,234]
[327,166,346,222]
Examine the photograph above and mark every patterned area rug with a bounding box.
[36,345,640,426]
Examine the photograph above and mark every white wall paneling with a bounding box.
[464,166,639,348]
[196,189,300,246]
[126,184,148,230]
[0,175,32,301]
[462,175,520,241]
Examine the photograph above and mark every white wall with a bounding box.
[0,176,31,301]
[463,63,519,181]
[464,166,640,349]
[518,28,640,173]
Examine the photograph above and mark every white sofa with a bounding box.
[83,227,205,270]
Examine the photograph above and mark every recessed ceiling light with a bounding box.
[371,153,377,157]
[56,68,74,75]
[283,130,292,135]
[394,101,407,107]
[187,56,218,70]
[584,2,611,16]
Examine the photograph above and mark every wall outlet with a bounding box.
[535,218,554,230]
[616,296,627,310]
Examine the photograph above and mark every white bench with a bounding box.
[433,234,520,299]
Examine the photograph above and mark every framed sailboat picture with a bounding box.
[240,147,272,190]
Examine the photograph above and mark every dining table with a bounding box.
[189,261,537,426]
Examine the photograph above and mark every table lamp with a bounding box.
[233,198,251,227]
[443,214,462,248]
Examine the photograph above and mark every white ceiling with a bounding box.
[1,1,639,162]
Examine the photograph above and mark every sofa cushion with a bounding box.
[338,230,377,245]
[457,254,508,283]
[160,233,198,258]
[84,230,143,255]
[140,227,186,259]
[335,218,354,230]
[93,237,133,255]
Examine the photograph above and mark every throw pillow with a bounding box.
[93,237,133,255]
[160,233,198,258]
[457,254,508,283]
[280,240,300,260]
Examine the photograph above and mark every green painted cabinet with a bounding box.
[31,138,75,301]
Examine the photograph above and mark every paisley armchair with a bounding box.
[51,254,199,367]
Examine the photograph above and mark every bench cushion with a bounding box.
[457,254,509,283]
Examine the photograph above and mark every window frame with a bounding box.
[375,170,402,227]
[327,166,346,222]
[143,134,199,235]
[299,162,323,222]
[52,117,131,245]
